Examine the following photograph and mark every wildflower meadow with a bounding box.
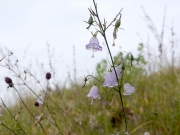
[0,0,180,135]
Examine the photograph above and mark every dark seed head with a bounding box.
[5,77,13,87]
[46,72,51,80]
[5,77,12,84]
[34,102,39,107]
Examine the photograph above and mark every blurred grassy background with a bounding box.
[0,41,180,135]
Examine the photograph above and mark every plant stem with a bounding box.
[0,122,18,135]
[13,87,47,135]
[0,98,28,135]
[92,0,127,131]
[104,33,127,132]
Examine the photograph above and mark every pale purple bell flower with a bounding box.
[87,86,100,104]
[112,66,121,78]
[103,71,118,88]
[123,83,135,95]
[86,36,102,58]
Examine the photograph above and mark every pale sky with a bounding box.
[0,0,180,103]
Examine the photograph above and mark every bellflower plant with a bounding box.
[123,83,135,95]
[86,33,102,58]
[103,66,121,87]
[103,71,118,88]
[82,0,137,134]
[112,66,121,78]
[87,85,100,104]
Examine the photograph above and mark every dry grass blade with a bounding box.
[0,55,6,62]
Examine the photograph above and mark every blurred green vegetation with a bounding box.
[0,43,180,135]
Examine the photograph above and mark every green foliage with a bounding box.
[136,43,147,65]
[95,43,146,79]
[1,65,180,135]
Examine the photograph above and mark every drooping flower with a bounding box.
[112,66,121,78]
[103,71,118,88]
[123,83,135,95]
[144,132,150,135]
[86,36,102,58]
[87,86,100,104]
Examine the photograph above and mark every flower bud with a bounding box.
[86,15,94,29]
[34,102,39,107]
[5,77,13,87]
[115,19,121,29]
[88,15,93,25]
[46,72,51,80]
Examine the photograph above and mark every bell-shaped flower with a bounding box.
[103,71,118,88]
[112,66,121,78]
[87,86,100,104]
[123,83,135,95]
[86,36,102,58]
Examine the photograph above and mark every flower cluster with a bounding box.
[85,31,135,106]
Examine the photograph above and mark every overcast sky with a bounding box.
[0,0,180,102]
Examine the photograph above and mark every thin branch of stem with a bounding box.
[0,98,27,135]
[0,122,18,135]
[13,87,47,135]
[105,8,123,30]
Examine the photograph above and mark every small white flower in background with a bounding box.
[35,113,43,126]
[87,86,100,104]
[144,131,150,135]
[123,83,135,95]
[0,106,2,116]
